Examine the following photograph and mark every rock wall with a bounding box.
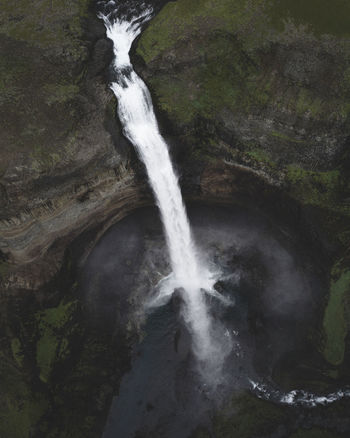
[0,0,153,291]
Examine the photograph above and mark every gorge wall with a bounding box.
[0,0,350,436]
[0,0,152,291]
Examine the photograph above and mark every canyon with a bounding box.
[0,1,350,437]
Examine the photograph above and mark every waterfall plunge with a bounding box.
[100,4,232,382]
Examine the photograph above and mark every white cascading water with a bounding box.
[99,3,231,380]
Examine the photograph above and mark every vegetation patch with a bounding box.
[137,0,269,64]
[0,0,90,58]
[0,350,47,438]
[322,264,350,366]
[44,84,80,106]
[138,0,349,137]
[289,428,342,438]
[295,89,324,117]
[212,393,289,438]
[271,130,306,144]
[36,300,77,382]
[10,338,24,368]
[0,260,10,279]
[270,0,350,37]
[286,166,342,209]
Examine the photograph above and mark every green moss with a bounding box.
[295,89,323,117]
[44,84,80,105]
[270,0,350,37]
[0,260,10,278]
[337,230,350,246]
[245,148,277,168]
[11,338,24,368]
[289,427,341,438]
[138,0,350,134]
[286,166,342,209]
[339,102,350,119]
[322,265,350,366]
[0,396,47,438]
[271,130,306,144]
[0,55,28,106]
[138,0,350,66]
[36,300,77,382]
[147,31,264,124]
[36,332,59,383]
[58,338,70,360]
[137,0,268,63]
[0,0,90,58]
[150,75,199,124]
[212,393,289,438]
[0,353,47,438]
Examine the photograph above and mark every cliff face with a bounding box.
[0,0,152,291]
[135,0,350,369]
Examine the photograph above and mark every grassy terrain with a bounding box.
[0,289,131,438]
[36,300,78,383]
[289,428,342,438]
[271,0,350,37]
[137,0,268,63]
[191,392,348,437]
[322,263,350,366]
[0,0,90,53]
[0,0,91,177]
[137,0,350,131]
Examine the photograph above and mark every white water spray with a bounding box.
[100,2,231,379]
[250,380,350,407]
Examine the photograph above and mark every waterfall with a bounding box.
[99,1,231,380]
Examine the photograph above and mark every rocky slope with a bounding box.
[0,0,152,292]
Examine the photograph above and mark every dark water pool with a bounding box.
[81,203,330,438]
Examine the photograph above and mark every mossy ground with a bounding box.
[0,269,131,438]
[138,0,350,65]
[0,0,91,176]
[322,263,350,366]
[212,394,289,438]
[0,297,124,437]
[137,0,350,159]
[35,300,78,383]
[191,392,350,438]
[289,428,342,438]
[0,0,90,53]
[271,0,350,37]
